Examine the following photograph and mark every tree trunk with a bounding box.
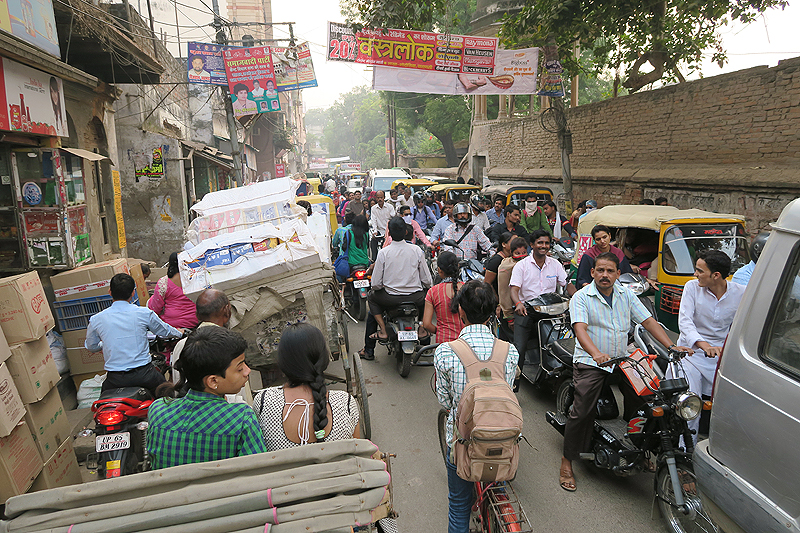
[437,133,458,167]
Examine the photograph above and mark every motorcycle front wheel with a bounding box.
[656,459,719,533]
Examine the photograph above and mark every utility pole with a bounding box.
[543,37,573,214]
[387,94,396,167]
[211,0,244,186]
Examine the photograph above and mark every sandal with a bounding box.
[559,469,577,492]
[358,348,375,361]
[368,332,389,343]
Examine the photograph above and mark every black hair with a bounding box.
[577,200,587,210]
[640,198,654,205]
[277,323,331,441]
[110,273,135,300]
[525,192,539,200]
[543,200,556,210]
[454,280,497,325]
[158,327,248,398]
[140,264,151,277]
[509,236,528,252]
[529,229,552,244]
[504,204,520,217]
[388,216,407,241]
[434,251,460,313]
[398,205,411,216]
[498,231,514,249]
[233,83,248,94]
[195,289,229,322]
[443,197,456,206]
[343,211,355,226]
[351,214,369,248]
[594,251,620,269]
[697,249,731,278]
[297,200,313,216]
[654,197,668,206]
[167,252,180,278]
[189,54,204,63]
[591,224,611,238]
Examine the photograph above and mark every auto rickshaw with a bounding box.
[482,184,554,206]
[303,194,338,233]
[573,205,749,332]
[391,177,436,194]
[426,183,481,204]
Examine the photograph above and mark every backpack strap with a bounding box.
[448,338,506,384]
[488,339,511,370]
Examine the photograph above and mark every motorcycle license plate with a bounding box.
[353,279,370,288]
[397,330,418,341]
[96,432,131,452]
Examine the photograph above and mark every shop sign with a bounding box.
[275,162,285,178]
[0,57,67,136]
[187,42,228,86]
[271,42,318,91]
[0,0,60,57]
[112,171,126,248]
[222,46,281,118]
[24,210,58,234]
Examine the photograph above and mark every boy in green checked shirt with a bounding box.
[147,327,266,469]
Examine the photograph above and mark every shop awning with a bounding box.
[60,147,114,165]
[183,141,234,170]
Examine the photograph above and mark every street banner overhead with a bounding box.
[187,42,229,86]
[271,42,318,91]
[0,57,67,136]
[373,47,538,95]
[327,21,497,74]
[0,0,60,57]
[223,46,281,118]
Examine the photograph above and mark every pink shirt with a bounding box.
[425,282,463,343]
[383,220,432,247]
[509,255,567,302]
[147,277,199,329]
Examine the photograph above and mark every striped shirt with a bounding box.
[147,389,266,469]
[434,324,519,447]
[570,281,651,373]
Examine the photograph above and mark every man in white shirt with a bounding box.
[398,185,413,208]
[325,176,336,194]
[369,191,395,259]
[470,195,491,232]
[251,80,265,98]
[674,249,745,443]
[510,229,576,370]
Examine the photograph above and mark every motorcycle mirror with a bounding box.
[443,239,459,247]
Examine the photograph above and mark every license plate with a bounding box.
[353,279,370,288]
[96,432,131,452]
[397,330,418,341]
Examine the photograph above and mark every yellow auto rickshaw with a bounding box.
[574,205,750,332]
[426,183,481,204]
[303,194,338,233]
[482,184,554,206]
[390,178,436,194]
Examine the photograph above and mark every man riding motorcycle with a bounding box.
[440,203,492,261]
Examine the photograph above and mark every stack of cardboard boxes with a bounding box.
[0,272,82,499]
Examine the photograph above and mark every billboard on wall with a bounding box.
[272,42,318,92]
[0,0,60,57]
[223,46,281,118]
[0,57,67,136]
[187,42,229,86]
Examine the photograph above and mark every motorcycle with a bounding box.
[551,235,576,271]
[87,387,153,478]
[518,292,574,397]
[442,239,485,283]
[546,348,719,533]
[342,265,370,321]
[383,302,423,378]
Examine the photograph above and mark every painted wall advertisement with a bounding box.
[0,56,67,136]
[0,0,60,57]
[223,46,281,118]
[327,21,497,74]
[271,42,318,91]
[133,146,166,182]
[373,47,539,95]
[187,42,229,86]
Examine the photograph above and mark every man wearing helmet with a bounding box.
[731,231,769,286]
[441,203,492,260]
[411,192,437,229]
[469,194,491,232]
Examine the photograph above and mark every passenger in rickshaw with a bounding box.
[620,228,659,278]
[575,225,633,289]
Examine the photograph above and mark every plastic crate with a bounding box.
[53,293,140,332]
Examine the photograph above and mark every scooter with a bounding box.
[619,272,658,318]
[382,302,422,378]
[87,387,153,478]
[518,292,574,394]
[342,265,370,321]
[551,235,576,271]
[442,239,485,282]
[546,348,719,533]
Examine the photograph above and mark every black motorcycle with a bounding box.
[383,302,422,378]
[342,265,370,321]
[546,348,719,533]
[518,293,574,393]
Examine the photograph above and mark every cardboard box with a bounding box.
[29,436,81,492]
[66,346,105,375]
[0,328,10,364]
[0,271,55,345]
[23,387,69,460]
[72,371,105,389]
[128,260,150,306]
[0,362,24,437]
[61,329,88,350]
[6,336,60,404]
[50,258,129,302]
[0,421,43,500]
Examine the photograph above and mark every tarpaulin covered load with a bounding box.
[1,439,389,533]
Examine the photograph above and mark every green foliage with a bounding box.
[304,108,329,130]
[322,86,386,164]
[500,0,788,92]
[340,0,476,34]
[405,128,444,155]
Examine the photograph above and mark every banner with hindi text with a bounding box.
[223,46,281,118]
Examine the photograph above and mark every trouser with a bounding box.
[369,235,384,261]
[363,313,379,355]
[563,363,645,461]
[102,362,166,397]
[512,311,548,368]
[498,316,514,342]
[446,446,473,533]
[367,288,426,317]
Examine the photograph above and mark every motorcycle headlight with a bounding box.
[532,302,569,315]
[675,392,703,420]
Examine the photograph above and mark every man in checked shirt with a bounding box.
[440,203,492,261]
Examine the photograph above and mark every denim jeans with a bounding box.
[445,446,474,533]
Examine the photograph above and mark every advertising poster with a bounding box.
[373,47,538,95]
[0,57,67,136]
[327,21,497,74]
[112,171,126,248]
[187,42,229,86]
[223,46,281,118]
[538,59,565,97]
[275,162,285,178]
[271,42,318,91]
[0,0,60,57]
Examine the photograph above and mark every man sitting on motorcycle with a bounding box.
[510,230,576,370]
[368,216,433,342]
[431,199,456,245]
[383,205,432,248]
[486,204,529,245]
[85,273,184,396]
[441,203,492,261]
[411,192,437,230]
[559,252,691,492]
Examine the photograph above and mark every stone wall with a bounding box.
[478,56,800,233]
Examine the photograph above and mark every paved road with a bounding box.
[337,318,668,533]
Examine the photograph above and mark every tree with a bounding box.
[500,0,787,93]
[323,86,386,163]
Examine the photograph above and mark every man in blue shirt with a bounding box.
[86,273,183,395]
[411,193,437,229]
[731,231,769,286]
[486,197,506,226]
[430,199,455,245]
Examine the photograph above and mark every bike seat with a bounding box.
[385,302,418,318]
[350,264,369,272]
[98,387,153,401]
[551,337,575,365]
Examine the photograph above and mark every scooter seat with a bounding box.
[98,387,153,401]
[551,337,575,365]
[385,303,418,318]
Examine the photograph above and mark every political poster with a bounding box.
[187,42,229,86]
[222,46,281,118]
[538,59,565,97]
[271,42,318,91]
[373,47,539,95]
[0,0,60,57]
[326,21,497,74]
[0,57,67,136]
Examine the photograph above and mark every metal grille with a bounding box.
[659,285,684,314]
[486,483,533,532]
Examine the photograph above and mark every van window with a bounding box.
[762,247,800,378]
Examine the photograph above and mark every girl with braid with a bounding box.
[422,251,464,343]
[253,323,360,450]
